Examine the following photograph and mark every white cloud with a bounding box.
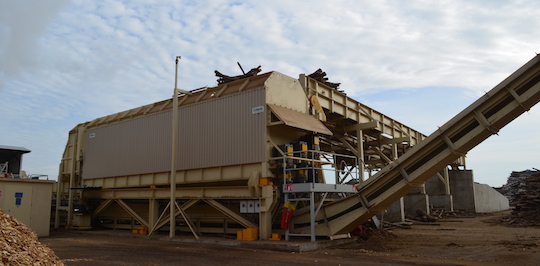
[0,0,71,89]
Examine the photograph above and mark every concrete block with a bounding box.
[425,175,447,195]
[473,183,509,213]
[449,170,475,212]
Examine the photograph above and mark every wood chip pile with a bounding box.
[0,211,64,265]
[499,169,540,226]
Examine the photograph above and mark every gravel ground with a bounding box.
[40,210,540,266]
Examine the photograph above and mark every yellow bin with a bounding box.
[241,227,258,241]
[137,226,147,235]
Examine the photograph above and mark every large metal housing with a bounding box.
[55,56,540,241]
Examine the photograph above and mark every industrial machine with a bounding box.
[55,55,540,241]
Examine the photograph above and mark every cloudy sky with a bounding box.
[1,0,539,187]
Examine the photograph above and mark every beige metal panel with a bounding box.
[3,184,33,226]
[84,186,255,199]
[79,73,273,131]
[267,104,332,135]
[82,163,264,188]
[265,72,309,113]
[59,129,78,181]
[82,88,266,180]
[29,181,54,237]
[177,88,266,170]
[83,111,172,179]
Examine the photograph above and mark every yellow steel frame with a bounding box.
[290,54,540,236]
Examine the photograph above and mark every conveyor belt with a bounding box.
[290,54,540,236]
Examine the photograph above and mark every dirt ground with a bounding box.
[40,210,539,266]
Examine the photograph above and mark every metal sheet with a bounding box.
[83,111,172,179]
[83,89,266,179]
[268,104,332,135]
[176,88,266,169]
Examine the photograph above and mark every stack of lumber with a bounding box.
[500,169,540,226]
[0,211,64,265]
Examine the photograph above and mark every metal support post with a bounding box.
[310,191,315,241]
[356,129,365,181]
[169,56,192,238]
[443,167,451,195]
[67,128,79,227]
[170,56,181,238]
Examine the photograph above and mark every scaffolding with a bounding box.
[273,150,359,241]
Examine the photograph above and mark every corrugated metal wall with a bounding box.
[83,88,266,179]
[176,88,266,169]
[83,111,172,179]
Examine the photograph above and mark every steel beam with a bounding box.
[301,75,427,146]
[116,199,149,228]
[291,54,540,236]
[174,201,200,239]
[91,199,114,220]
[149,199,200,236]
[204,199,256,228]
[343,121,379,132]
[84,186,255,199]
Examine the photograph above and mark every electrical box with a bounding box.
[240,200,260,214]
[255,201,260,213]
[0,178,55,237]
[240,200,247,213]
[247,201,255,213]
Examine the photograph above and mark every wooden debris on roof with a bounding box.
[308,68,342,91]
[215,65,262,84]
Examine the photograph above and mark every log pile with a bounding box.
[0,211,64,265]
[499,169,540,226]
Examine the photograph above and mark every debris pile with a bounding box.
[307,68,341,90]
[499,169,540,226]
[215,65,262,84]
[0,211,64,265]
[338,227,396,252]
